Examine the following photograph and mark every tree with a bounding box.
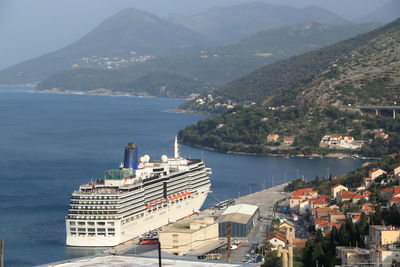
[372,205,383,225]
[264,251,282,267]
[338,224,350,246]
[311,242,325,267]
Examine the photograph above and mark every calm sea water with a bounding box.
[0,87,367,266]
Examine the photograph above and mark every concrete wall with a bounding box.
[160,221,218,255]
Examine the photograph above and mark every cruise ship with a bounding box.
[65,138,211,247]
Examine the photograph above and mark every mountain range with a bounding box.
[168,2,348,43]
[0,2,352,86]
[356,0,400,23]
[178,18,400,157]
[35,22,378,98]
[181,18,400,112]
[0,8,213,85]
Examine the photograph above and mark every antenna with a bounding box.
[174,136,180,158]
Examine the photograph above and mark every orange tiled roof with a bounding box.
[293,238,307,248]
[390,197,400,203]
[266,232,287,242]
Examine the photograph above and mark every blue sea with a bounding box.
[0,87,367,266]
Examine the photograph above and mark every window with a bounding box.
[97,228,106,232]
[172,234,179,238]
[108,228,115,232]
[70,228,76,232]
[97,222,105,226]
[78,228,86,232]
[108,222,115,226]
[88,222,95,226]
[78,221,85,226]
[69,221,76,226]
[88,228,95,232]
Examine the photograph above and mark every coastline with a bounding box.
[36,88,199,101]
[0,83,37,87]
[100,182,289,256]
[179,142,378,160]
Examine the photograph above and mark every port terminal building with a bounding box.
[218,204,259,238]
[159,216,219,255]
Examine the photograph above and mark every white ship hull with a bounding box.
[66,186,209,247]
[66,140,212,247]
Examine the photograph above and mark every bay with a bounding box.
[0,88,367,266]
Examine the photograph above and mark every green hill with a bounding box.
[178,19,400,157]
[0,8,211,85]
[182,18,400,112]
[36,22,378,98]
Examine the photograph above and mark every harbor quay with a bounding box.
[105,183,289,261]
[40,183,289,266]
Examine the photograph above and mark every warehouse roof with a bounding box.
[222,204,259,216]
[219,204,259,224]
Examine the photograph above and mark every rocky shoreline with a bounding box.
[179,141,376,160]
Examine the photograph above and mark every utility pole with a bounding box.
[226,224,231,263]
[0,239,4,267]
[157,241,162,267]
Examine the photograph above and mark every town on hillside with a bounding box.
[263,155,400,266]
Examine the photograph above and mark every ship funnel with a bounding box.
[123,143,139,169]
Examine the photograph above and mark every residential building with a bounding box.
[374,131,389,140]
[319,135,364,149]
[360,203,375,215]
[265,232,286,251]
[363,177,373,188]
[395,166,400,178]
[369,225,400,247]
[267,134,280,142]
[331,184,348,199]
[312,207,345,223]
[388,197,400,210]
[381,186,400,199]
[283,137,295,145]
[369,168,387,180]
[289,188,318,213]
[336,247,373,266]
[337,190,364,204]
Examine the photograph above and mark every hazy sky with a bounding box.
[0,0,391,71]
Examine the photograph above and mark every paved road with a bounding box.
[104,183,289,263]
[229,183,289,263]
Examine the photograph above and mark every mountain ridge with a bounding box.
[181,18,399,112]
[35,22,379,98]
[0,8,211,85]
[168,1,348,43]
